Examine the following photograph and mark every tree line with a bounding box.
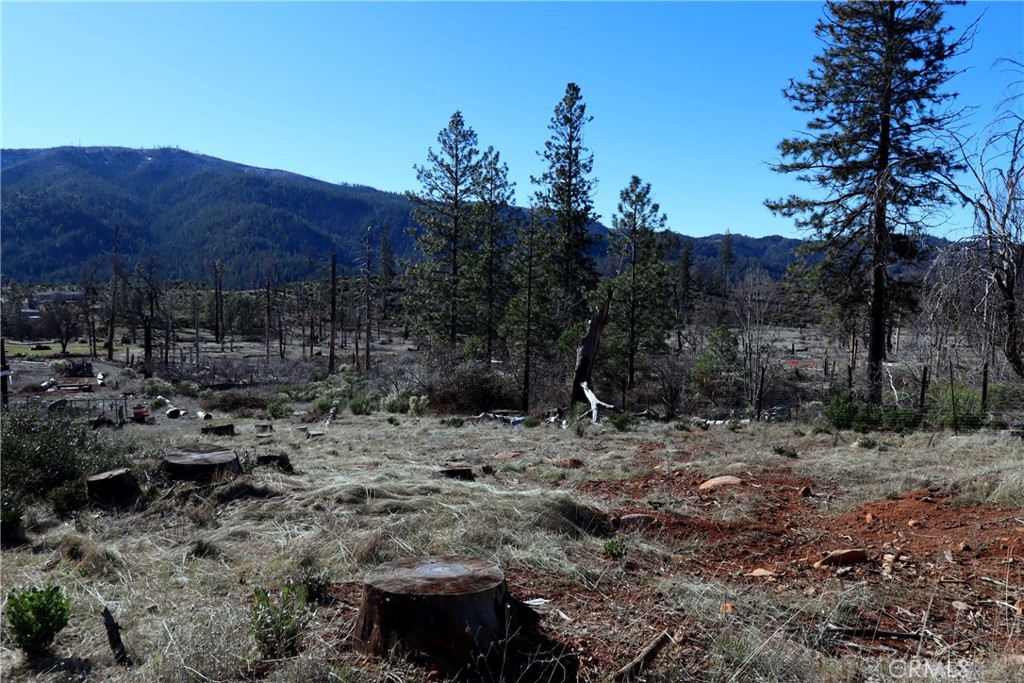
[2,1,1021,421]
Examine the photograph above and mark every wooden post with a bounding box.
[329,254,337,375]
[981,362,989,414]
[918,365,929,416]
[1,338,9,408]
[948,358,958,435]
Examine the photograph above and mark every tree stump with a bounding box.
[255,454,293,473]
[87,468,142,508]
[201,423,235,436]
[163,444,241,482]
[354,556,509,671]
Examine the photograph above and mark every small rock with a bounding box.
[746,568,777,579]
[951,600,971,612]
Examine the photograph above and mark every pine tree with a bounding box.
[532,82,599,325]
[469,147,516,361]
[766,0,972,404]
[407,111,485,352]
[607,176,671,390]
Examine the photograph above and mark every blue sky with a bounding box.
[2,1,1021,239]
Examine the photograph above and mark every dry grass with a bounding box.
[2,409,1022,682]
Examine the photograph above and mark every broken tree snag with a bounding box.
[87,468,142,508]
[580,381,614,424]
[354,556,509,673]
[162,444,242,483]
[101,606,129,665]
[571,289,612,406]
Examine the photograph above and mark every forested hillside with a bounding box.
[1,146,803,287]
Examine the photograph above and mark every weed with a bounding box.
[674,421,691,432]
[387,416,400,426]
[251,581,311,660]
[150,396,169,410]
[267,398,292,419]
[408,395,429,417]
[5,586,71,657]
[440,417,464,428]
[603,538,627,559]
[523,416,541,428]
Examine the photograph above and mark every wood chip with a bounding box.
[814,548,869,568]
[699,475,743,491]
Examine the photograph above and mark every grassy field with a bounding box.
[1,353,1022,683]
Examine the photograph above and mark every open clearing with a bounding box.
[1,357,1022,682]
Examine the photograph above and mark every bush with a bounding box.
[523,417,541,428]
[610,412,634,432]
[381,392,410,414]
[408,395,429,417]
[150,396,169,410]
[266,399,292,419]
[440,417,464,428]
[251,582,310,660]
[5,586,71,656]
[930,384,985,430]
[348,395,374,416]
[824,394,858,430]
[0,407,137,516]
[427,361,517,414]
[603,538,627,559]
[140,378,174,398]
[1,496,26,546]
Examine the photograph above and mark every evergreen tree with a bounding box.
[607,176,671,390]
[469,147,516,361]
[407,111,485,352]
[718,230,735,295]
[766,1,972,404]
[532,82,599,325]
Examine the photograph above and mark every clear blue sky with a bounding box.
[2,1,1021,239]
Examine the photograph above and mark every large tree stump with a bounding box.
[200,423,235,436]
[163,444,241,482]
[87,468,142,508]
[354,556,509,671]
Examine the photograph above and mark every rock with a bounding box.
[698,475,743,491]
[813,548,868,568]
[746,568,777,579]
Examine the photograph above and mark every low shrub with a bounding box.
[150,396,169,410]
[0,407,137,516]
[381,392,410,414]
[929,384,986,431]
[5,586,71,656]
[408,395,429,417]
[348,395,374,416]
[610,412,633,432]
[140,378,174,398]
[523,416,541,428]
[603,538,627,559]
[266,399,292,419]
[201,390,270,417]
[251,582,310,660]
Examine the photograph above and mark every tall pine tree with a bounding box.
[532,82,599,326]
[407,111,484,353]
[766,1,972,404]
[607,175,671,390]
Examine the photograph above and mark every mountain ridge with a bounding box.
[1,146,805,287]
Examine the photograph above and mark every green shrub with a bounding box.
[825,394,857,430]
[929,384,985,431]
[120,367,138,379]
[174,381,201,398]
[150,396,169,410]
[348,395,374,416]
[610,412,633,432]
[5,586,71,656]
[251,582,310,660]
[440,417,465,428]
[381,393,410,414]
[603,538,627,560]
[1,496,26,546]
[292,560,332,605]
[201,390,269,416]
[523,417,541,428]
[0,407,137,516]
[140,378,174,398]
[387,416,400,426]
[266,399,292,419]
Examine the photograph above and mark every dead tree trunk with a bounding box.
[354,556,508,671]
[571,289,612,406]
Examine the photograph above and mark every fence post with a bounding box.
[948,359,958,436]
[918,365,929,416]
[981,363,989,415]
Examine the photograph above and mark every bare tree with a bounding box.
[939,58,1024,379]
[734,269,784,417]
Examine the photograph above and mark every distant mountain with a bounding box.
[1,146,806,287]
